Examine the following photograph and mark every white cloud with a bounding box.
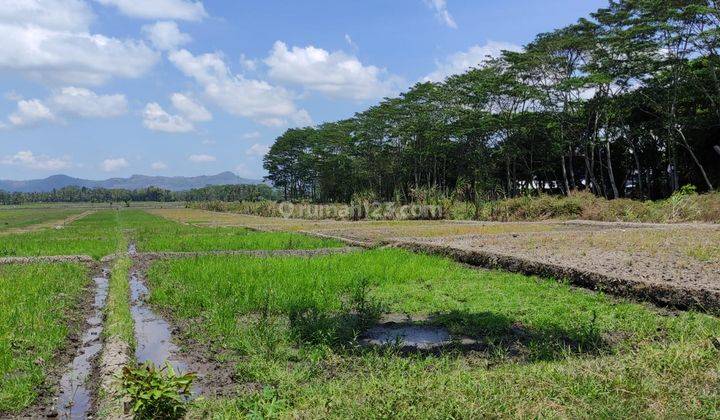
[242,131,261,140]
[424,0,457,29]
[188,153,215,162]
[142,21,191,51]
[94,0,207,21]
[4,87,126,128]
[246,143,269,158]
[344,34,358,50]
[170,93,211,122]
[424,41,522,82]
[49,87,127,118]
[264,41,398,100]
[234,163,254,178]
[0,0,93,32]
[168,49,311,127]
[239,54,257,71]
[7,100,56,127]
[101,157,129,172]
[142,102,194,133]
[151,161,168,170]
[1,150,71,171]
[0,0,159,86]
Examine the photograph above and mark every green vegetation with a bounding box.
[0,210,122,259]
[105,255,134,345]
[118,210,343,252]
[119,362,196,420]
[0,208,81,231]
[146,250,720,418]
[190,190,720,223]
[0,263,88,414]
[0,183,276,205]
[265,2,720,205]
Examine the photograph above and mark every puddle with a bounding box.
[129,271,187,373]
[361,324,452,350]
[55,269,109,419]
[127,243,137,256]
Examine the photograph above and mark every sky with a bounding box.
[0,0,608,181]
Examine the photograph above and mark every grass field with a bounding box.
[0,209,342,259]
[146,250,720,418]
[0,210,122,259]
[119,210,343,252]
[0,208,82,231]
[2,206,718,418]
[0,263,88,414]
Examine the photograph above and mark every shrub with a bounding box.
[119,362,196,420]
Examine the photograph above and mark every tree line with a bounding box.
[0,184,278,205]
[264,0,720,203]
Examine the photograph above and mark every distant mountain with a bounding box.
[0,172,263,193]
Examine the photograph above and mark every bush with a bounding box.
[119,362,196,420]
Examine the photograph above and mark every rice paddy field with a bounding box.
[1,204,719,418]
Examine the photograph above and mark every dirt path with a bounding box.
[0,210,95,236]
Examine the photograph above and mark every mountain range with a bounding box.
[0,172,263,193]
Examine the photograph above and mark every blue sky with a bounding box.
[0,0,607,181]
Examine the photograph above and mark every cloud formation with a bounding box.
[8,100,56,127]
[424,41,522,82]
[245,143,270,158]
[169,49,312,127]
[94,0,207,21]
[0,0,158,86]
[142,21,192,51]
[188,154,215,162]
[101,157,129,172]
[4,87,127,128]
[424,0,457,29]
[49,87,128,118]
[1,150,71,171]
[170,93,212,122]
[265,41,398,100]
[142,102,194,133]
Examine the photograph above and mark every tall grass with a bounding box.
[191,191,720,223]
[0,263,88,414]
[147,250,720,418]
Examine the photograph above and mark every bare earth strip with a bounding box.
[0,255,96,265]
[0,210,95,236]
[149,208,720,313]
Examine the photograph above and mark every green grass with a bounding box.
[105,255,134,346]
[0,210,122,259]
[119,210,343,252]
[0,263,89,414]
[146,249,720,418]
[0,209,81,231]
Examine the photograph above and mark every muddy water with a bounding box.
[362,324,452,350]
[129,270,187,373]
[56,269,109,419]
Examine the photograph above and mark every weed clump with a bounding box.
[119,362,195,420]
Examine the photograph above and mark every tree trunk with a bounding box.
[676,127,714,191]
[605,141,619,199]
[632,142,644,199]
[568,145,577,190]
[560,155,570,196]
